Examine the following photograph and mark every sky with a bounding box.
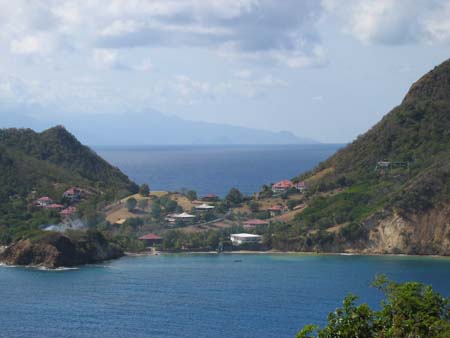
[0,0,450,143]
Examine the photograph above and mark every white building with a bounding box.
[230,233,262,245]
[166,212,196,225]
[195,203,215,211]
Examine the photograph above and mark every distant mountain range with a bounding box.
[0,110,317,145]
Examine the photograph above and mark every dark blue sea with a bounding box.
[95,144,342,197]
[1,254,450,338]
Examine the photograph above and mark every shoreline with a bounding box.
[124,250,450,259]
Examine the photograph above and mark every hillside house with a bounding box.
[195,203,215,211]
[244,219,269,229]
[271,180,294,193]
[37,196,53,207]
[268,205,285,217]
[139,233,163,247]
[295,181,308,192]
[166,212,196,225]
[202,194,219,201]
[63,187,82,201]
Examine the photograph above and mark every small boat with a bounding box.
[233,259,242,263]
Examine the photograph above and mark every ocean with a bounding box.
[1,254,450,338]
[95,144,342,197]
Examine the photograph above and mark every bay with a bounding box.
[1,254,450,338]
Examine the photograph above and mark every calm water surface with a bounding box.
[96,145,342,196]
[1,254,450,338]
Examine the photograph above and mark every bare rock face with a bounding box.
[0,232,123,268]
[366,208,450,256]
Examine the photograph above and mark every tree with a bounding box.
[226,188,243,206]
[248,201,260,213]
[139,184,150,197]
[296,275,450,338]
[151,200,162,219]
[138,199,148,210]
[185,190,197,201]
[126,197,137,212]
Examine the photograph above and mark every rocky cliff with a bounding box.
[0,231,123,268]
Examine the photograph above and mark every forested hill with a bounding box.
[0,126,138,226]
[289,59,450,255]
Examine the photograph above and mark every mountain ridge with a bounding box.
[283,58,450,255]
[0,110,318,145]
[0,126,138,229]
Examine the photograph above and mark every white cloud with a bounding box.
[323,0,450,45]
[134,59,153,72]
[100,20,142,37]
[10,34,55,55]
[92,49,119,69]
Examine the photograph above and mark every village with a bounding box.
[31,179,310,252]
[105,179,310,252]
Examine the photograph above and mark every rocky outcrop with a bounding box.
[365,208,450,255]
[0,232,123,268]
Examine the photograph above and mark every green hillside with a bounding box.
[271,59,450,254]
[0,126,138,230]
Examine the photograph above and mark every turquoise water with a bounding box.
[96,144,341,196]
[1,254,450,338]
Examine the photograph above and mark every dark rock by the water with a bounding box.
[0,232,123,268]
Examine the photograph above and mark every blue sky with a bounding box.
[1,0,450,143]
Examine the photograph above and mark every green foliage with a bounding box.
[185,190,197,201]
[138,199,149,210]
[139,184,150,197]
[0,126,138,228]
[297,276,450,338]
[162,227,240,251]
[291,59,450,245]
[295,190,374,230]
[340,222,366,242]
[151,200,162,219]
[248,201,260,213]
[226,188,244,206]
[159,196,179,213]
[126,198,137,212]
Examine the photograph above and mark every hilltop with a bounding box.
[0,126,138,228]
[282,59,450,254]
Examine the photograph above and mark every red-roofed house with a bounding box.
[37,196,53,207]
[244,219,269,229]
[60,206,77,218]
[271,180,294,193]
[139,233,163,247]
[202,193,219,201]
[63,187,82,201]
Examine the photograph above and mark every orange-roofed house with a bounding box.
[271,180,294,193]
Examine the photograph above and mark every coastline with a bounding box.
[125,250,450,259]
